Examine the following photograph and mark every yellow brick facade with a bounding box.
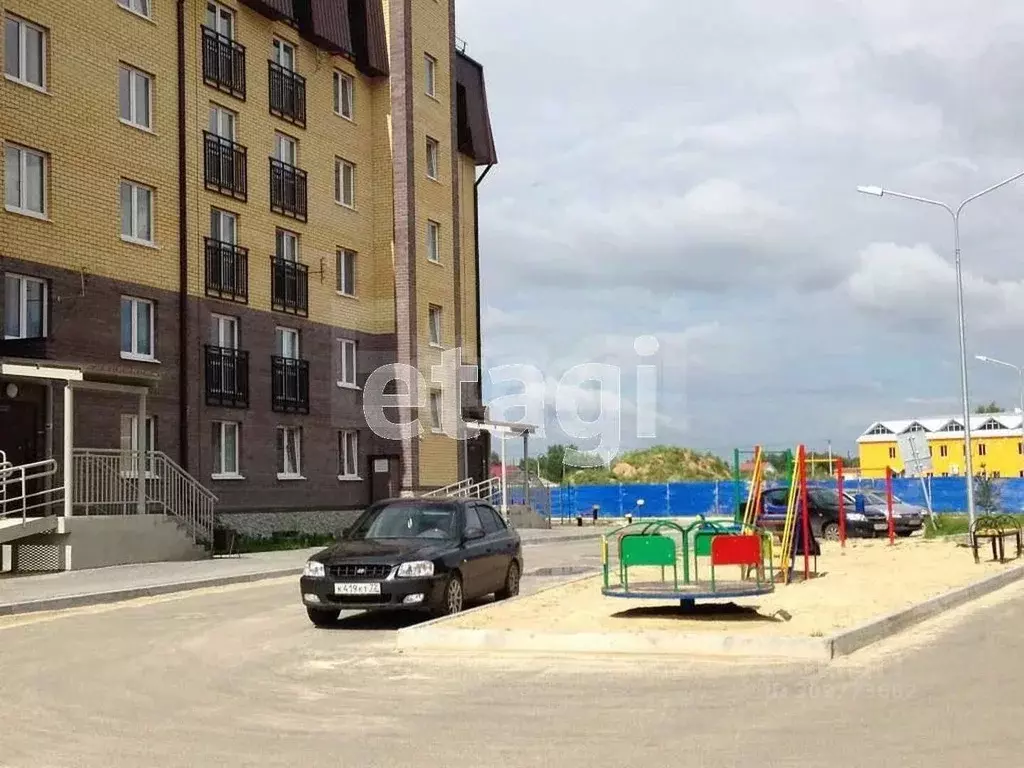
[1,0,180,291]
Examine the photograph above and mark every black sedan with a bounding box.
[299,497,523,626]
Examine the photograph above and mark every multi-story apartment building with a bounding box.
[0,0,496,518]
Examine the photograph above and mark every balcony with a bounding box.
[203,132,248,200]
[272,356,310,414]
[269,158,307,221]
[201,26,246,99]
[268,61,306,127]
[205,346,250,409]
[204,238,249,303]
[270,256,308,316]
[0,337,49,360]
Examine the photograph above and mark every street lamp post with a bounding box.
[857,169,1024,528]
[975,354,1024,432]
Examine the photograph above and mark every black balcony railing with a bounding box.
[270,256,308,316]
[201,26,246,99]
[268,60,306,127]
[205,346,250,408]
[203,132,248,200]
[204,238,249,303]
[272,356,310,413]
[269,158,307,221]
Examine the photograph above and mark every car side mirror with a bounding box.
[463,526,485,542]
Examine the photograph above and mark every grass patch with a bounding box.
[923,514,1024,539]
[232,530,336,553]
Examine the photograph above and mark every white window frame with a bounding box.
[335,157,355,208]
[208,103,236,140]
[276,228,299,262]
[338,429,359,480]
[333,70,354,120]
[117,0,152,20]
[120,295,156,361]
[426,220,440,263]
[428,304,443,347]
[338,338,357,388]
[425,137,439,180]
[272,37,295,70]
[206,1,234,38]
[275,326,299,359]
[210,207,237,244]
[210,313,238,348]
[336,248,356,296]
[424,53,436,97]
[212,421,242,479]
[277,425,303,480]
[274,132,297,166]
[119,64,153,131]
[120,179,155,245]
[4,14,46,91]
[4,143,47,218]
[429,390,443,432]
[3,273,47,339]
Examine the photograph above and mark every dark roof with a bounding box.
[455,51,497,166]
[238,0,296,23]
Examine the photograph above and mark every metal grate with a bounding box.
[327,563,392,579]
[15,544,64,571]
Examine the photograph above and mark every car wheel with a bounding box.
[820,522,840,541]
[431,573,464,618]
[496,561,521,600]
[306,606,340,628]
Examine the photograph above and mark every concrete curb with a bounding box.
[0,534,603,617]
[395,563,1024,661]
[0,567,302,617]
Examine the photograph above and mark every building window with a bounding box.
[210,207,237,244]
[940,445,948,457]
[4,14,46,90]
[338,429,358,479]
[206,1,234,37]
[209,103,236,140]
[272,37,295,70]
[210,312,238,348]
[336,248,355,296]
[276,228,298,262]
[429,390,442,431]
[119,65,153,130]
[338,338,356,387]
[4,143,46,217]
[428,304,442,346]
[276,326,299,358]
[117,0,152,19]
[333,70,353,119]
[424,53,436,97]
[120,179,154,243]
[979,443,987,456]
[120,296,155,360]
[277,425,302,479]
[3,273,46,339]
[274,132,297,165]
[426,136,439,179]
[887,446,896,459]
[212,421,240,477]
[426,220,440,263]
[335,158,355,208]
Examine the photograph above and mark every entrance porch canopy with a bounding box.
[464,418,539,512]
[0,357,160,517]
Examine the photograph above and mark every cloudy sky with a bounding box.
[454,0,1024,461]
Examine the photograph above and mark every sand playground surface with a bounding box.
[447,538,1019,638]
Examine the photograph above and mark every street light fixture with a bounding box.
[857,169,1024,527]
[974,354,1024,428]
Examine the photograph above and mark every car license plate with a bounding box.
[334,582,382,596]
[873,523,888,531]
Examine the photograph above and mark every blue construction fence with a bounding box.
[509,476,1022,519]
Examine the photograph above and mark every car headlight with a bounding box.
[846,512,867,522]
[303,560,325,578]
[397,560,434,578]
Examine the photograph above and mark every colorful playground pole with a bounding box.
[885,465,895,545]
[733,448,742,525]
[837,456,846,548]
[799,444,811,580]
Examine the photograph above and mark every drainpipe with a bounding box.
[176,0,190,470]
[473,163,492,480]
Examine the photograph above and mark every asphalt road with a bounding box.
[2,539,1024,767]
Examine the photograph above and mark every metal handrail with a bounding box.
[423,477,474,498]
[0,459,62,521]
[71,449,217,544]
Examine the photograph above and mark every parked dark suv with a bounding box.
[299,497,523,626]
[757,486,898,540]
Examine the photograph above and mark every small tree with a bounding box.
[974,465,1001,513]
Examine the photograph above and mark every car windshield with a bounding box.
[347,503,458,540]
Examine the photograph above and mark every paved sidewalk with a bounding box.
[0,526,609,616]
